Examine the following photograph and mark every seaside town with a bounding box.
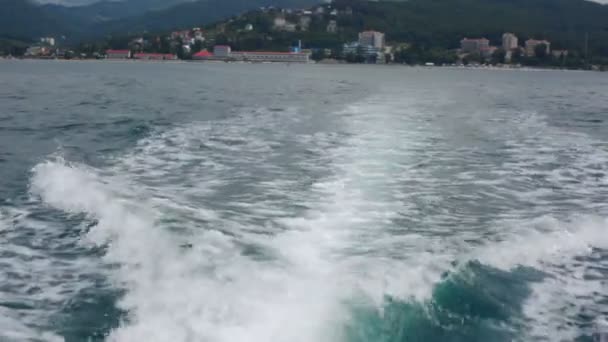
[9,2,602,70]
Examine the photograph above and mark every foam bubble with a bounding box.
[27,93,608,342]
[28,98,454,341]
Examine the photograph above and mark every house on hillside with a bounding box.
[327,20,338,33]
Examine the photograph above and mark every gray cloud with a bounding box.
[35,0,608,6]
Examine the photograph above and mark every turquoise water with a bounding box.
[1,60,608,341]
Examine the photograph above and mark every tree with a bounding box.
[311,49,325,61]
[491,48,506,64]
[534,43,548,60]
[466,52,482,64]
[511,48,523,64]
[192,40,203,53]
[345,52,364,63]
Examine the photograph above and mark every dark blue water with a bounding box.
[1,60,608,342]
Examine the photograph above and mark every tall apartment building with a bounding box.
[358,31,385,49]
[502,33,518,51]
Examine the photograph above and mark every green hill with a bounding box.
[3,0,607,62]
[333,0,608,55]
[94,0,318,36]
[192,0,608,61]
[0,0,319,41]
[0,0,76,40]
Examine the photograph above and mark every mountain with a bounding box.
[41,0,195,22]
[0,0,78,40]
[331,0,608,53]
[95,0,319,35]
[2,0,607,59]
[197,0,608,61]
[0,0,319,41]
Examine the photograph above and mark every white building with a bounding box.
[106,49,131,59]
[525,39,551,57]
[213,45,232,57]
[230,51,310,63]
[502,33,518,51]
[40,37,55,46]
[299,16,311,31]
[343,42,380,57]
[26,46,45,56]
[552,50,568,58]
[327,20,338,33]
[273,17,286,28]
[194,30,205,41]
[358,31,385,49]
[460,38,490,53]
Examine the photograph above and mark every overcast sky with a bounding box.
[37,0,105,5]
[35,0,608,6]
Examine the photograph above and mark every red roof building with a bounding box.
[193,50,213,60]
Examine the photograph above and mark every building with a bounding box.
[480,46,497,58]
[273,17,286,28]
[505,50,513,63]
[326,20,338,33]
[525,39,550,57]
[358,31,385,49]
[502,33,518,51]
[245,24,254,31]
[193,50,213,60]
[343,42,383,63]
[552,49,568,58]
[230,51,310,63]
[194,30,205,41]
[40,37,55,46]
[106,49,131,59]
[299,16,311,31]
[460,38,490,54]
[284,23,297,32]
[133,53,177,60]
[343,42,380,57]
[25,46,48,57]
[171,30,191,41]
[213,45,232,57]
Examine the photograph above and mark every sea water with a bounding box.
[1,60,608,341]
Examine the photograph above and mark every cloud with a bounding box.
[35,0,108,5]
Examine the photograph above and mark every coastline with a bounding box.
[1,57,602,72]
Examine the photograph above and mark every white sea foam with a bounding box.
[29,97,454,341]
[466,110,608,340]
[28,90,608,342]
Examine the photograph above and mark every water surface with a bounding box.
[1,60,608,341]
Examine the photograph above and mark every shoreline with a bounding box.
[1,57,603,72]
